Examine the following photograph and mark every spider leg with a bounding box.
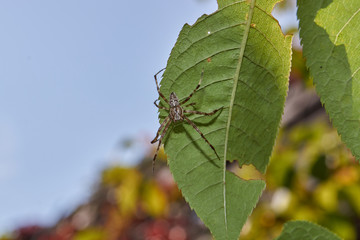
[154,68,169,104]
[184,102,196,107]
[151,116,170,144]
[183,106,223,116]
[154,100,170,110]
[152,119,172,173]
[183,115,220,160]
[180,69,204,105]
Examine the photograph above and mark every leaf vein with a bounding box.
[352,66,360,78]
[174,127,226,160]
[233,102,262,119]
[179,77,233,102]
[175,23,247,71]
[194,181,223,197]
[335,7,360,44]
[250,25,282,60]
[229,123,261,146]
[243,54,276,78]
[237,76,272,103]
[167,47,240,94]
[185,160,208,175]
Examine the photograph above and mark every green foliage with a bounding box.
[241,120,360,239]
[297,0,360,160]
[275,221,342,240]
[156,0,292,239]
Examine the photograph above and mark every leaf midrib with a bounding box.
[222,0,256,235]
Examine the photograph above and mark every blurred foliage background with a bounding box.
[2,0,360,239]
[3,104,360,240]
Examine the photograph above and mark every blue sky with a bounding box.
[0,0,297,233]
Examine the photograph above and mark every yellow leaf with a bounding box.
[314,181,338,212]
[115,169,142,216]
[141,181,168,217]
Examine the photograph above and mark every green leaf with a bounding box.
[155,0,292,239]
[275,221,342,240]
[297,0,360,160]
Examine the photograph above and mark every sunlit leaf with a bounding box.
[297,0,360,160]
[155,0,292,239]
[141,181,168,217]
[275,221,342,240]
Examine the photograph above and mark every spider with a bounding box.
[151,68,222,172]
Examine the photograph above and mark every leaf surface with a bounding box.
[275,221,342,240]
[297,0,360,159]
[156,0,292,239]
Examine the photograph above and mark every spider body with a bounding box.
[151,68,222,172]
[169,92,183,122]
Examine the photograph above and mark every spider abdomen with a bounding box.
[170,106,183,122]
